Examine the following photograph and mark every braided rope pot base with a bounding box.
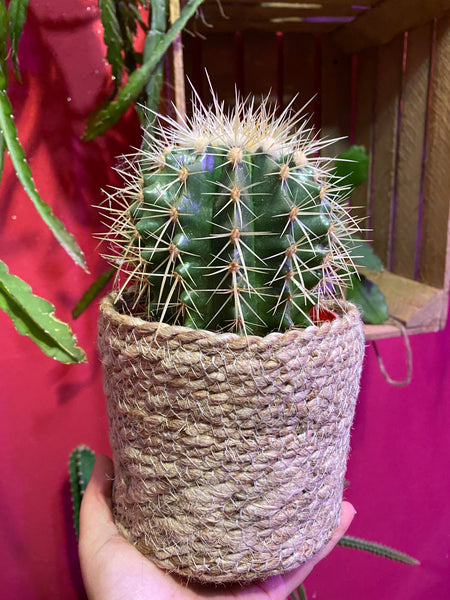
[98,295,365,583]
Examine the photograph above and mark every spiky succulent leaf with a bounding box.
[69,446,96,538]
[0,1,8,65]
[288,584,308,600]
[141,0,166,128]
[338,535,420,565]
[7,0,30,80]
[0,260,86,363]
[83,0,205,140]
[99,0,125,89]
[0,127,5,185]
[72,268,115,319]
[0,73,87,270]
[0,0,6,185]
[101,94,362,334]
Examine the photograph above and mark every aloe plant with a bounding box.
[0,0,205,361]
[101,93,365,334]
[0,0,86,362]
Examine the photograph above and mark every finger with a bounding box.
[279,501,356,595]
[79,454,117,551]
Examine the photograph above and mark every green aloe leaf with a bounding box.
[83,0,205,140]
[128,1,148,31]
[69,445,96,538]
[0,75,87,270]
[116,1,149,73]
[346,273,389,325]
[99,0,124,89]
[0,1,8,63]
[0,128,5,185]
[72,267,115,319]
[0,1,7,185]
[7,0,30,80]
[338,535,420,565]
[335,145,370,191]
[139,0,166,129]
[0,260,86,363]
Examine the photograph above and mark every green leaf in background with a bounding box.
[7,0,31,80]
[338,535,420,565]
[0,1,8,64]
[145,1,167,99]
[345,233,384,272]
[0,78,88,271]
[72,267,115,319]
[335,145,370,192]
[69,445,95,538]
[0,260,87,363]
[83,0,206,140]
[99,0,125,89]
[0,2,7,184]
[0,128,5,185]
[116,1,149,74]
[139,0,166,129]
[127,1,149,32]
[287,584,307,600]
[346,273,389,325]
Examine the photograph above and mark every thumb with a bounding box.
[278,501,356,595]
[79,454,117,556]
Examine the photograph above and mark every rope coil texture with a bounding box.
[98,295,365,583]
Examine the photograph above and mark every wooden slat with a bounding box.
[364,319,443,340]
[282,33,317,116]
[193,0,373,33]
[183,32,237,106]
[198,2,365,21]
[333,0,450,53]
[361,268,446,331]
[242,31,278,100]
[194,18,340,33]
[320,36,351,155]
[182,33,203,101]
[370,34,404,267]
[205,0,373,5]
[352,47,377,236]
[419,14,450,291]
[392,23,433,279]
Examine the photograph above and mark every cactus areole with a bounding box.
[103,94,360,336]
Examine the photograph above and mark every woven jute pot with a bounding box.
[98,294,365,583]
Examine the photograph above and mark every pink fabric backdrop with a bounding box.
[1,2,449,598]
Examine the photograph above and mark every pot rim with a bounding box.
[99,293,362,350]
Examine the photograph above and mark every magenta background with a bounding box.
[0,2,449,598]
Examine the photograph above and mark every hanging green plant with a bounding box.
[0,0,206,362]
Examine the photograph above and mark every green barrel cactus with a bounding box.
[102,94,360,335]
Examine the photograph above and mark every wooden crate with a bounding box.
[181,0,450,340]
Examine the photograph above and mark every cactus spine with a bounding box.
[102,94,360,335]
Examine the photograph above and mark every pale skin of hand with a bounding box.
[79,455,356,600]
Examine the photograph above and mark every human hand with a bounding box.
[79,455,355,600]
